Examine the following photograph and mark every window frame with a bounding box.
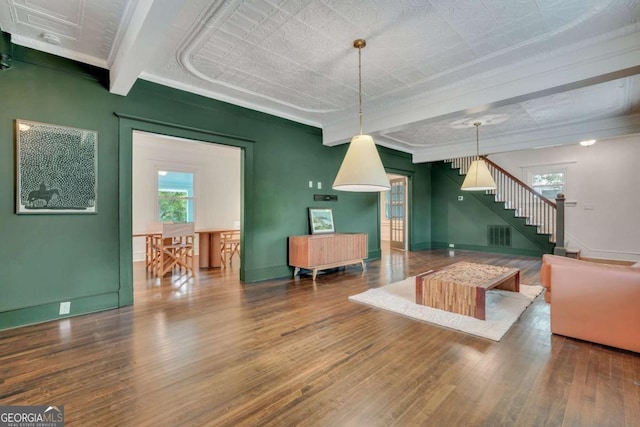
[525,166,568,200]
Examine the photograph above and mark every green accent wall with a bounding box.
[0,42,432,329]
[0,40,550,331]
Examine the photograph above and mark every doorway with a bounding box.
[380,174,408,252]
[132,131,242,278]
[118,115,254,304]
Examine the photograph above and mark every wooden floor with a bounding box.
[1,249,639,426]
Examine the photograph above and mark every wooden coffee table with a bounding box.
[415,262,520,320]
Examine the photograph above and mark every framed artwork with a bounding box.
[308,207,335,234]
[15,119,97,214]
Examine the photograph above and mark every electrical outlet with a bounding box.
[317,182,322,189]
[59,301,71,315]
[308,181,313,188]
[449,243,455,248]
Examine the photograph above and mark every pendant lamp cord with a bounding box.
[474,122,481,160]
[358,45,363,135]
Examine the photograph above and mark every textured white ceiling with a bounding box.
[1,0,640,162]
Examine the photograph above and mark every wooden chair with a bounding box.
[152,222,195,277]
[220,230,241,268]
[144,221,166,271]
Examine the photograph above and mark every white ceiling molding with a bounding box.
[9,33,108,68]
[139,72,324,128]
[410,114,640,163]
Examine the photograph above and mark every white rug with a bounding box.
[348,277,543,341]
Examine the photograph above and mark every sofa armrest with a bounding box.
[551,263,640,353]
[540,254,588,302]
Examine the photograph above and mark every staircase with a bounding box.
[445,156,558,244]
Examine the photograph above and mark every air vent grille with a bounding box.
[488,225,511,247]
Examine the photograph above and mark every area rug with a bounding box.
[348,277,543,341]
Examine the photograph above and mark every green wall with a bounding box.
[0,42,432,329]
[0,38,549,331]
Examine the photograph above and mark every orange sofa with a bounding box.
[540,254,640,353]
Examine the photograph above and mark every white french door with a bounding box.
[389,176,407,250]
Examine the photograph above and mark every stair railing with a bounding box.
[445,156,558,243]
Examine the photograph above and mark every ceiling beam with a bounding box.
[407,115,640,163]
[322,30,640,149]
[109,0,187,96]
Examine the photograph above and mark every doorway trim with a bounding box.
[116,113,254,306]
[379,168,413,253]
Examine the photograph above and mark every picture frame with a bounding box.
[308,207,335,234]
[15,119,98,214]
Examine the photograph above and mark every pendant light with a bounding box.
[333,39,390,192]
[461,122,497,191]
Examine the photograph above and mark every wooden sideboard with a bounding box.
[289,233,367,280]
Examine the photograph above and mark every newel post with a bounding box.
[553,193,566,256]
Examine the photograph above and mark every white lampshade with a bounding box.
[461,159,497,191]
[332,134,390,192]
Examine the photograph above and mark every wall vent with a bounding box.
[488,225,511,247]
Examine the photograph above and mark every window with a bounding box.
[383,180,406,219]
[390,181,405,220]
[384,190,390,220]
[531,171,565,198]
[157,171,194,222]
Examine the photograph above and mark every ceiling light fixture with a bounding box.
[461,122,497,191]
[579,139,596,147]
[332,39,390,192]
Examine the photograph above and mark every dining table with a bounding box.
[195,228,237,268]
[133,228,237,270]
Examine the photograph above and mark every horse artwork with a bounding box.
[16,120,97,214]
[26,184,60,208]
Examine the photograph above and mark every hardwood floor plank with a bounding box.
[0,249,638,426]
[622,356,640,426]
